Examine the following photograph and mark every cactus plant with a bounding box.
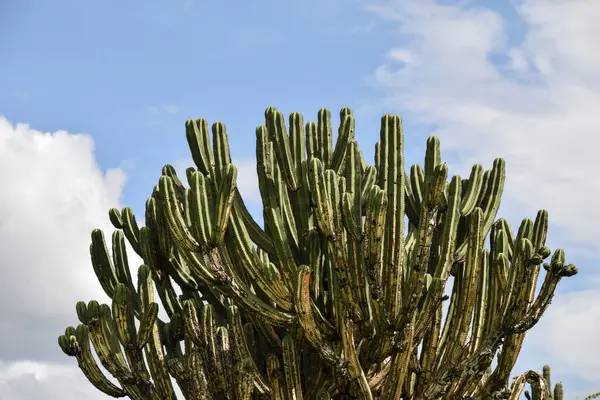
[521,364,600,400]
[58,106,580,399]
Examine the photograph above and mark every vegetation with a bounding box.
[58,106,581,399]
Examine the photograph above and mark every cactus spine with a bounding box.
[59,107,579,399]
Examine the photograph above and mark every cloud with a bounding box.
[529,281,600,381]
[365,0,600,394]
[0,361,105,399]
[0,117,142,396]
[366,0,600,249]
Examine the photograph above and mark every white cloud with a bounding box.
[0,361,105,399]
[0,118,131,317]
[0,117,143,397]
[366,0,600,247]
[530,284,600,382]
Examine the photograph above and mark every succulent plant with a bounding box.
[58,106,579,399]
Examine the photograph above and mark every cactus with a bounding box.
[521,364,600,400]
[58,106,580,399]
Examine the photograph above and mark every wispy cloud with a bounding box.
[365,0,600,249]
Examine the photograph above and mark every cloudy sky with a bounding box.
[1,0,599,398]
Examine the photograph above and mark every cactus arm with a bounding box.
[62,324,128,397]
[121,207,142,256]
[481,158,506,234]
[399,162,447,330]
[189,171,213,250]
[137,266,177,399]
[413,175,461,344]
[283,335,304,400]
[342,192,362,242]
[111,284,151,384]
[187,349,211,400]
[111,231,139,309]
[109,207,124,229]
[211,163,237,245]
[276,165,300,249]
[508,371,548,400]
[468,247,490,355]
[232,188,275,253]
[185,118,214,176]
[326,180,363,323]
[229,205,293,309]
[410,164,424,214]
[289,112,306,180]
[198,304,225,395]
[379,315,415,400]
[159,176,201,252]
[460,164,484,215]
[344,141,371,323]
[86,306,135,385]
[137,302,159,348]
[341,318,373,400]
[215,326,236,399]
[211,122,232,184]
[510,251,578,333]
[227,305,270,395]
[331,113,355,174]
[379,115,406,325]
[403,166,420,227]
[266,108,299,190]
[307,157,335,238]
[500,236,535,328]
[360,165,377,207]
[317,108,333,167]
[267,355,287,400]
[452,208,485,356]
[554,382,564,400]
[295,265,345,368]
[306,121,318,161]
[265,207,297,287]
[90,229,119,299]
[542,364,552,400]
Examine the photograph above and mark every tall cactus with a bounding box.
[58,107,579,399]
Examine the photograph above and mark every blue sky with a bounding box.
[2,0,390,205]
[1,0,599,398]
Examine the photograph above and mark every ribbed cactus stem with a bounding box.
[57,106,579,399]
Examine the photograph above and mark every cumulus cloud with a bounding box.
[365,0,600,394]
[0,117,141,397]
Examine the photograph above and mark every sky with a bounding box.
[1,0,599,398]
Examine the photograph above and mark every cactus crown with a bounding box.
[58,107,579,399]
